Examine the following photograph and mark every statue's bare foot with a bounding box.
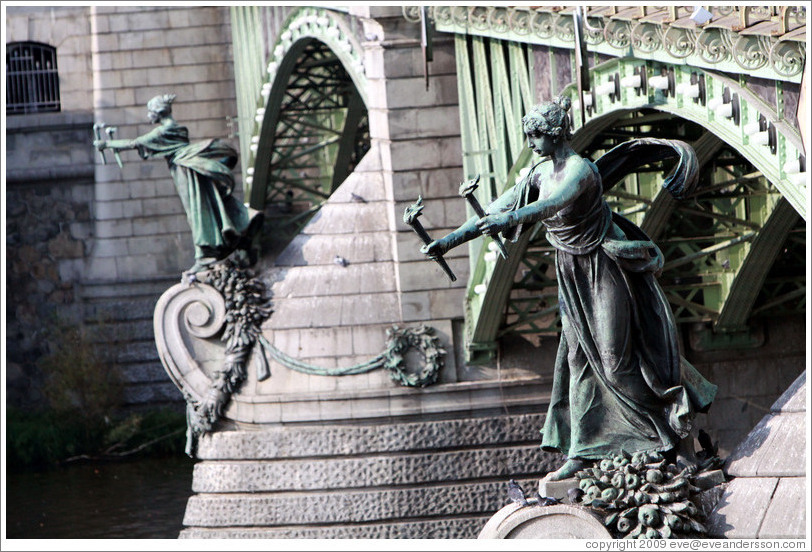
[675,436,700,474]
[185,257,217,276]
[547,458,590,481]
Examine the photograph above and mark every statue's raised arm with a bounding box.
[421,96,592,258]
[94,94,263,276]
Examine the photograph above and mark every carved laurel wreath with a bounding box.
[382,325,445,388]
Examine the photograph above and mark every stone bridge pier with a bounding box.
[166,6,560,538]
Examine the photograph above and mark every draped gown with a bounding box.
[133,122,261,262]
[493,139,717,460]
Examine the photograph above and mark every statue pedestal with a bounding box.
[478,503,611,539]
[538,475,579,501]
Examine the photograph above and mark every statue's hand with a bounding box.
[93,139,107,151]
[476,212,514,235]
[420,239,449,259]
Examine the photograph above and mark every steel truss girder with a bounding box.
[231,6,369,211]
[249,37,369,245]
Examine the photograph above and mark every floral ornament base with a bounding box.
[573,450,725,539]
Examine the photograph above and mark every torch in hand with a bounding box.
[105,126,124,169]
[93,123,108,165]
[92,122,124,169]
[403,196,457,282]
[459,175,509,260]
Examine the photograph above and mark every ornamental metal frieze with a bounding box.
[412,6,806,82]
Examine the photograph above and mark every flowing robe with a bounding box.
[493,143,716,459]
[133,123,260,260]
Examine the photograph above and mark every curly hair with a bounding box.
[522,95,573,142]
[147,93,177,117]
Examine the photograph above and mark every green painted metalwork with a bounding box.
[454,35,538,359]
[430,6,806,84]
[457,49,806,361]
[230,7,369,256]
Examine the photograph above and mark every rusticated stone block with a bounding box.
[179,516,489,539]
[195,412,547,460]
[192,445,556,493]
[183,479,523,527]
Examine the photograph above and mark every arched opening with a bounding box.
[251,38,370,259]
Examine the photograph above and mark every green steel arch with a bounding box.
[231,7,370,256]
[461,51,806,362]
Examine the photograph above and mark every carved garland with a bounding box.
[180,261,446,455]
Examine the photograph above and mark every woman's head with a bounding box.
[147,93,176,123]
[522,95,573,143]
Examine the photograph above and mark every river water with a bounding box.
[5,455,194,539]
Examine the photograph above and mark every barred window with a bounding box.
[6,41,61,115]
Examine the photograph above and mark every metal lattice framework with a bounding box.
[231,7,369,255]
[452,34,807,362]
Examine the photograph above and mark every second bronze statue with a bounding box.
[93,94,263,275]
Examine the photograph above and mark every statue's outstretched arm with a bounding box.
[94,137,137,151]
[421,184,522,258]
[476,168,584,235]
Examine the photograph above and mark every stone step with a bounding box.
[179,516,490,539]
[183,477,539,528]
[84,297,159,322]
[80,276,177,302]
[196,412,547,460]
[192,444,556,493]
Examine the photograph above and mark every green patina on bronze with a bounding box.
[574,450,721,539]
[418,95,717,479]
[93,94,263,274]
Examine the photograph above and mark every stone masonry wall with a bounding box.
[236,8,545,423]
[6,6,98,408]
[358,7,471,324]
[5,5,95,113]
[5,116,95,408]
[84,6,240,407]
[5,6,241,410]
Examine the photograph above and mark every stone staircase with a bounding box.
[179,412,560,538]
[81,276,184,409]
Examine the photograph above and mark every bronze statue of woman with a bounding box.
[422,95,716,480]
[94,94,263,274]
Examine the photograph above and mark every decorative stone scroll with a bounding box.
[154,261,447,456]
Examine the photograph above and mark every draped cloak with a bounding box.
[133,123,261,260]
[495,139,717,460]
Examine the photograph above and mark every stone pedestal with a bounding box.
[478,503,611,539]
[538,476,579,501]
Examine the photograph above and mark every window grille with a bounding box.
[6,41,61,115]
